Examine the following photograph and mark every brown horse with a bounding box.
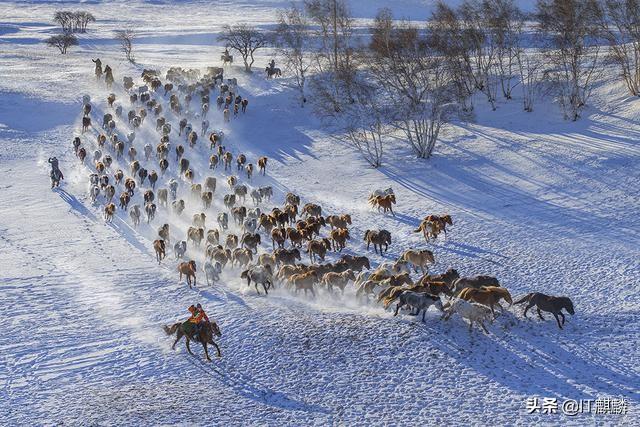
[164,321,221,361]
[258,156,268,175]
[370,194,396,216]
[153,239,166,264]
[452,275,500,295]
[378,280,451,309]
[414,214,452,241]
[514,292,575,329]
[178,260,197,288]
[417,268,460,288]
[458,286,512,317]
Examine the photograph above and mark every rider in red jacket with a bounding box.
[187,304,209,337]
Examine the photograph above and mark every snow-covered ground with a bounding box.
[1,1,638,425]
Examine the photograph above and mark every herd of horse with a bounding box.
[70,61,576,361]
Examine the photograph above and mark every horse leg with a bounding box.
[208,339,222,358]
[394,302,404,316]
[203,343,211,361]
[422,309,427,323]
[553,313,563,329]
[523,302,534,318]
[262,282,268,295]
[559,312,566,325]
[172,329,183,350]
[185,337,194,355]
[536,308,545,321]
[480,321,489,334]
[255,282,260,295]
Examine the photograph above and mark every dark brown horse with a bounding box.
[514,292,575,329]
[164,321,222,361]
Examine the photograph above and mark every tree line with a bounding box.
[257,0,640,166]
[45,10,96,55]
[53,11,96,33]
[44,1,640,167]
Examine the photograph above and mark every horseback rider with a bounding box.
[48,157,64,188]
[187,304,210,339]
[104,65,114,87]
[269,59,275,71]
[92,58,102,79]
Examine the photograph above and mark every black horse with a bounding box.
[514,292,575,329]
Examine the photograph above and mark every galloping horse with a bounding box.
[514,292,575,329]
[164,321,222,361]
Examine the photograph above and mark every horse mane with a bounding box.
[559,296,574,310]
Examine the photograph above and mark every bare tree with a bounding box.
[275,4,313,106]
[305,0,356,115]
[342,76,389,167]
[600,0,640,96]
[459,0,500,110]
[45,33,78,54]
[218,24,266,72]
[536,0,603,121]
[54,11,95,33]
[75,12,96,33]
[115,28,135,63]
[516,48,545,111]
[53,11,74,32]
[370,12,457,159]
[483,0,525,100]
[429,2,476,112]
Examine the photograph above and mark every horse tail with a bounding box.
[500,288,513,305]
[163,323,180,336]
[513,293,533,305]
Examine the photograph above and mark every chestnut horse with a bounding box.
[458,286,512,317]
[178,260,197,288]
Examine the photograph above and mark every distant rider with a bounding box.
[48,157,64,188]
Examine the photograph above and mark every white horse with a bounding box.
[443,299,493,334]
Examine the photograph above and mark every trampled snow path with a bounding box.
[3,161,636,425]
[1,1,640,425]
